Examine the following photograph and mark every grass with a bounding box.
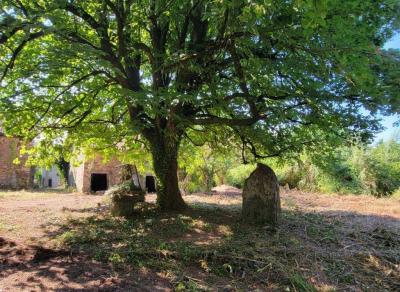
[392,188,400,199]
[289,274,318,292]
[0,220,19,233]
[53,197,400,291]
[1,190,398,290]
[0,189,69,200]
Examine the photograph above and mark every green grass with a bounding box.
[1,189,398,290]
[289,274,318,292]
[55,205,330,290]
[52,201,399,291]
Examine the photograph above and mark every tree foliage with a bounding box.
[275,137,400,196]
[179,141,238,193]
[0,0,399,209]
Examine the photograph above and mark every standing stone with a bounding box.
[242,163,281,225]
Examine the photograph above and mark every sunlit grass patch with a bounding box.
[50,194,400,291]
[0,189,71,200]
[55,205,317,290]
[0,220,19,233]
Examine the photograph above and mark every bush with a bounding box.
[392,188,400,199]
[365,140,400,196]
[226,164,255,188]
[106,181,145,217]
[179,138,400,197]
[275,163,304,189]
[275,139,400,197]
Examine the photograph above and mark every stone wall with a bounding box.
[0,135,33,189]
[70,155,123,193]
[83,156,122,193]
[40,165,62,188]
[69,161,85,192]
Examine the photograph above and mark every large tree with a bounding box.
[0,0,399,210]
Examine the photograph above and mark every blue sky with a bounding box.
[375,33,400,142]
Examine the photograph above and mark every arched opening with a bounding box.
[145,176,156,193]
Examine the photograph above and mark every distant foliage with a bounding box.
[226,164,256,188]
[178,142,239,193]
[275,139,400,197]
[180,138,400,197]
[392,188,400,199]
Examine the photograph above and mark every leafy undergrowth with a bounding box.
[56,200,400,291]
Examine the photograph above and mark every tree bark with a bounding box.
[149,131,187,211]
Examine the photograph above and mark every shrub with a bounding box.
[106,181,145,217]
[226,164,256,188]
[265,139,400,197]
[392,188,400,199]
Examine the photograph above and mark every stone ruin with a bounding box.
[69,154,156,194]
[242,163,281,225]
[0,131,34,189]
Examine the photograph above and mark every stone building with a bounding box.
[0,131,34,189]
[69,155,156,193]
[40,165,62,188]
[0,124,156,192]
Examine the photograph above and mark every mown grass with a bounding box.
[54,199,400,291]
[0,189,70,200]
[0,221,19,232]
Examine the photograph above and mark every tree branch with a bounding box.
[0,31,44,82]
[29,70,106,131]
[190,114,265,127]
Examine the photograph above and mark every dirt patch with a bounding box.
[211,184,242,196]
[0,189,399,291]
[0,192,104,244]
[0,237,170,291]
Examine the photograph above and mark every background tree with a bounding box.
[178,140,238,193]
[55,157,70,187]
[0,0,399,210]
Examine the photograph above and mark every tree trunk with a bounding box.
[149,133,187,211]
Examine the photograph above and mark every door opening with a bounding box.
[145,176,156,193]
[91,173,108,192]
[48,179,52,188]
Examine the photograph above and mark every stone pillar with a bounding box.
[242,163,281,225]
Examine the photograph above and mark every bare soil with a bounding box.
[0,189,399,291]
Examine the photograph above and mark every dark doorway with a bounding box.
[145,176,156,193]
[48,179,52,188]
[91,173,108,192]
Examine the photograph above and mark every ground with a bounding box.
[0,189,399,291]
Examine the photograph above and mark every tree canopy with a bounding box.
[0,0,399,210]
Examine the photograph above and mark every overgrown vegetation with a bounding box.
[1,0,399,211]
[277,138,400,196]
[54,196,399,291]
[179,137,400,197]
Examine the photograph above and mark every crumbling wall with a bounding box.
[70,155,122,193]
[0,135,33,189]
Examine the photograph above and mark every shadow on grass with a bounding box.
[0,235,172,291]
[1,199,399,291]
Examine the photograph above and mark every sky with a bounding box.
[375,33,400,143]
